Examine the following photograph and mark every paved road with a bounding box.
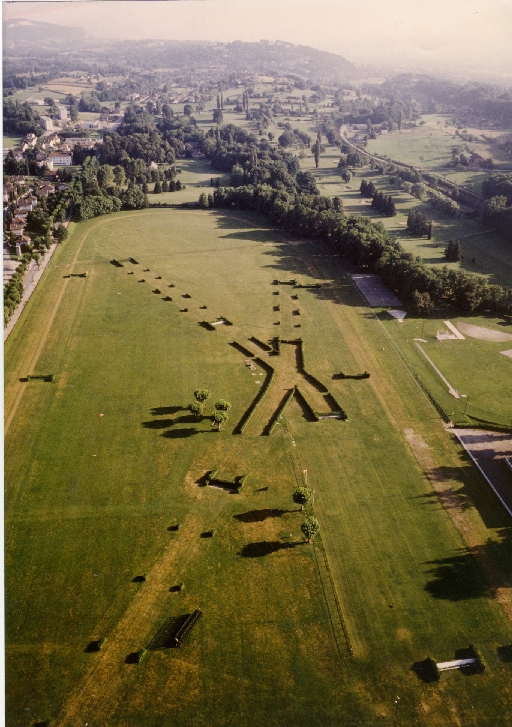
[3,243,19,284]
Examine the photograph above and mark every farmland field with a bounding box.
[5,208,512,727]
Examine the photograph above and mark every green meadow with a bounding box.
[5,209,512,726]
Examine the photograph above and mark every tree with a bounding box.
[183,104,193,116]
[312,132,321,168]
[293,487,312,511]
[214,399,231,411]
[268,132,274,141]
[113,165,126,186]
[97,164,115,189]
[154,181,162,194]
[198,192,209,209]
[188,401,203,419]
[212,410,228,430]
[411,290,434,317]
[301,516,320,543]
[194,389,210,403]
[278,130,295,148]
[54,226,69,243]
[333,196,343,213]
[444,239,462,262]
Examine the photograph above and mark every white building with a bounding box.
[39,116,54,131]
[47,151,73,166]
[56,106,68,120]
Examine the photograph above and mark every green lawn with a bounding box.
[3,134,21,148]
[5,209,512,727]
[377,312,512,425]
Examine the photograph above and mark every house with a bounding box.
[17,199,34,212]
[28,99,45,106]
[56,106,68,120]
[39,116,54,131]
[11,176,26,184]
[15,234,32,252]
[25,133,37,147]
[379,128,389,135]
[65,138,95,148]
[35,183,55,197]
[47,151,73,166]
[10,221,25,236]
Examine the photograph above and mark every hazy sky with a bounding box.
[3,0,512,78]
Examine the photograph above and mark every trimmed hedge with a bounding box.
[294,387,320,421]
[322,392,348,420]
[231,340,255,357]
[265,386,297,435]
[468,644,486,673]
[249,336,273,352]
[337,371,370,379]
[234,357,276,434]
[27,374,54,382]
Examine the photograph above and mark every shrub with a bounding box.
[293,486,312,509]
[301,516,320,542]
[188,401,203,418]
[215,399,231,411]
[212,410,228,429]
[194,389,211,403]
[468,644,486,673]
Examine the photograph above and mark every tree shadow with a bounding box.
[497,644,512,662]
[161,428,198,439]
[239,541,302,557]
[84,639,103,653]
[233,508,292,523]
[150,406,184,415]
[424,550,492,600]
[141,419,174,429]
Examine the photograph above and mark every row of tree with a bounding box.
[360,180,396,216]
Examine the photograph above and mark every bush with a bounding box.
[194,389,210,403]
[301,516,320,542]
[188,401,203,418]
[214,399,231,411]
[468,644,486,673]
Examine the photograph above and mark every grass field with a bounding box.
[5,208,512,726]
[3,134,21,148]
[377,313,512,426]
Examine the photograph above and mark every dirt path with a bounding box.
[53,498,224,727]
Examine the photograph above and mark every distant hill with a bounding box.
[105,39,357,82]
[3,22,356,83]
[3,18,86,51]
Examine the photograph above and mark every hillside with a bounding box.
[3,18,86,51]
